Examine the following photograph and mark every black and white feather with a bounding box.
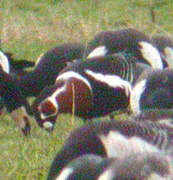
[130,68,173,116]
[54,152,172,180]
[47,118,173,179]
[0,50,10,74]
[85,28,163,69]
[0,43,84,135]
[151,34,173,68]
[33,53,149,130]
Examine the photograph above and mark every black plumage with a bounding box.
[0,43,84,134]
[47,118,173,179]
[130,68,173,116]
[33,53,147,130]
[53,152,171,180]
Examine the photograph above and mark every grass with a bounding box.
[0,0,173,179]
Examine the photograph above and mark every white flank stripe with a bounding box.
[164,47,173,68]
[55,167,74,180]
[99,131,159,159]
[87,46,108,59]
[40,85,66,119]
[56,71,92,91]
[139,41,163,69]
[85,69,132,96]
[0,50,10,73]
[130,79,146,115]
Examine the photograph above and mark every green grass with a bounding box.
[0,0,173,179]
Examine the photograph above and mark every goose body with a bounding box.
[85,28,163,69]
[14,43,85,97]
[47,118,173,179]
[54,152,171,180]
[32,53,146,129]
[130,68,173,116]
[151,35,173,68]
[0,51,35,114]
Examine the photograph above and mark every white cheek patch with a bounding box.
[55,167,74,180]
[130,79,146,115]
[40,85,66,119]
[85,69,132,97]
[98,131,159,159]
[164,47,173,68]
[0,50,10,73]
[86,46,108,59]
[139,41,163,69]
[56,71,92,92]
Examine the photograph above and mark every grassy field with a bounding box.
[0,0,173,179]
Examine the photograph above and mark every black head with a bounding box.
[31,84,60,131]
